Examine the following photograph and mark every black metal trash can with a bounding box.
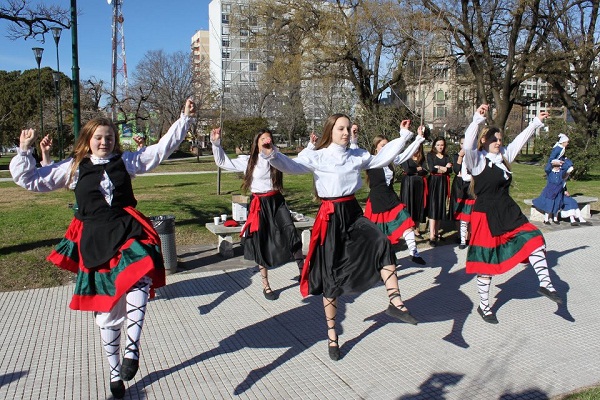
[149,215,177,274]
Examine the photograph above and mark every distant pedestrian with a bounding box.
[463,104,562,324]
[364,128,426,265]
[261,114,419,361]
[211,128,304,300]
[10,99,196,399]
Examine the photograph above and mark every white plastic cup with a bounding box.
[213,216,220,225]
[221,214,227,222]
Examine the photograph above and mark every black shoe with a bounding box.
[537,287,563,304]
[110,380,126,399]
[263,287,278,300]
[458,243,467,250]
[553,220,560,225]
[543,220,551,225]
[411,255,426,265]
[385,304,418,325]
[328,339,340,361]
[571,221,580,227]
[581,221,593,226]
[429,240,437,247]
[476,306,498,324]
[120,358,139,381]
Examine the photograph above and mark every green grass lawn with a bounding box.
[1,152,598,292]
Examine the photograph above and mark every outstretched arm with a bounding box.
[209,128,249,172]
[366,120,414,169]
[463,104,488,176]
[504,112,548,163]
[124,99,196,175]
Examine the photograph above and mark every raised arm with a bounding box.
[463,104,488,176]
[503,112,547,163]
[209,128,250,172]
[365,120,414,169]
[10,129,71,192]
[123,99,195,175]
[39,134,54,167]
[393,127,426,166]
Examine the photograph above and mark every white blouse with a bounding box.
[463,112,544,178]
[10,115,192,204]
[261,129,416,198]
[211,141,274,193]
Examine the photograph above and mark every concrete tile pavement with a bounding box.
[1,220,599,399]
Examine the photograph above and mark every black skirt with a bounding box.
[242,192,302,268]
[399,174,427,224]
[427,174,450,220]
[307,197,396,298]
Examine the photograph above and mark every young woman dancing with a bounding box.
[463,104,562,324]
[364,130,427,265]
[261,114,419,361]
[10,99,195,398]
[211,128,304,300]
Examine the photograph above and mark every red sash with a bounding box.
[300,195,355,297]
[240,190,279,236]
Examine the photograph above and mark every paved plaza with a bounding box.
[1,220,599,399]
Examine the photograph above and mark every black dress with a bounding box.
[399,158,428,224]
[426,153,451,220]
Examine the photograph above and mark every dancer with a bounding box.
[449,136,474,249]
[399,143,429,238]
[463,104,562,324]
[211,128,304,300]
[533,158,591,227]
[364,130,426,265]
[10,99,196,399]
[426,137,452,247]
[261,114,419,361]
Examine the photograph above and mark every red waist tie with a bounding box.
[300,195,355,297]
[240,190,279,236]
[423,177,428,208]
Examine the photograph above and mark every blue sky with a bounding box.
[0,0,212,83]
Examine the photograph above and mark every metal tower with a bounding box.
[109,0,128,121]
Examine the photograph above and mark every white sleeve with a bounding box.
[463,113,486,176]
[503,117,544,163]
[365,128,413,169]
[9,148,71,192]
[211,143,249,172]
[121,115,192,176]
[261,148,313,174]
[393,135,425,165]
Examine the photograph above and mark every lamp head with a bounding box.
[32,47,44,66]
[52,70,61,83]
[51,27,62,44]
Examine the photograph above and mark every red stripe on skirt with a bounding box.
[300,195,355,297]
[364,199,415,244]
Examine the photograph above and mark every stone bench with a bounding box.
[524,195,598,222]
[205,217,315,258]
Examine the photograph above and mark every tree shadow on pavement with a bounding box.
[499,388,549,400]
[131,296,345,397]
[397,372,464,400]
[491,246,585,322]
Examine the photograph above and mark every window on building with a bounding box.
[222,51,230,59]
[249,62,258,72]
[436,90,445,101]
[222,4,231,12]
[240,28,249,36]
[434,106,447,118]
[222,13,229,24]
[222,38,230,48]
[249,16,258,26]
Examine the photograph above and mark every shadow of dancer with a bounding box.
[130,296,346,397]
[491,247,583,322]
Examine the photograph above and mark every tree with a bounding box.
[1,0,69,40]
[222,116,269,152]
[130,50,195,136]
[421,0,556,128]
[538,0,600,138]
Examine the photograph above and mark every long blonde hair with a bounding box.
[68,117,121,186]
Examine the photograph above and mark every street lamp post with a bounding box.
[51,27,65,159]
[32,47,44,138]
[52,71,62,160]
